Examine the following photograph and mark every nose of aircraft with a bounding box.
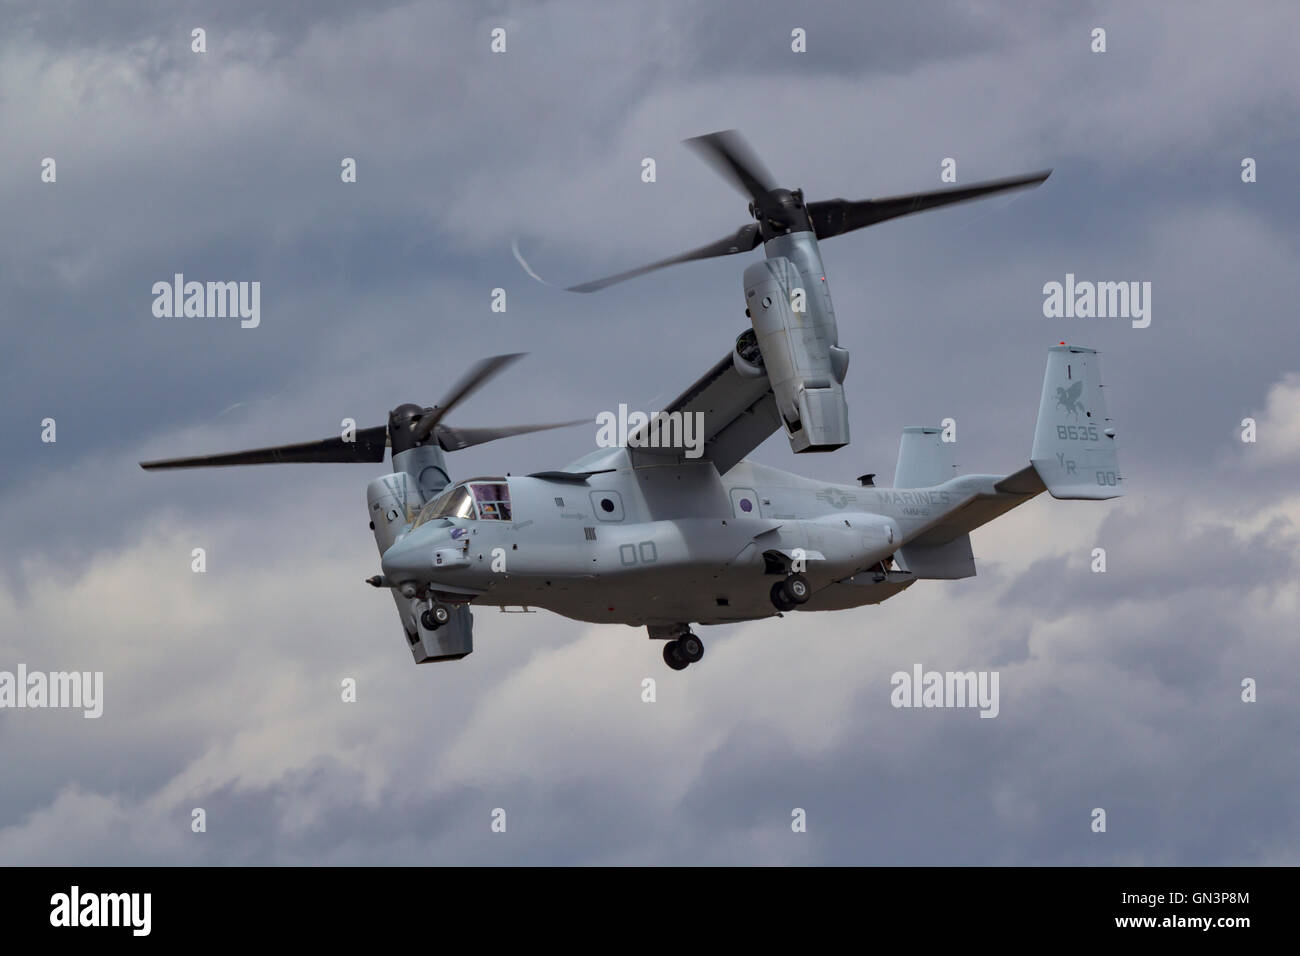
[381,529,444,583]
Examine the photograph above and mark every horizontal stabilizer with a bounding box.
[994,465,1046,496]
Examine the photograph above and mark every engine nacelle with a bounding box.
[366,472,422,556]
[366,446,453,557]
[742,237,850,453]
[368,452,469,665]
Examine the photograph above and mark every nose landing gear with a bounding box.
[420,602,451,631]
[663,631,705,670]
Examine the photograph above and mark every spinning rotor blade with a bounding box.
[807,169,1052,239]
[563,127,1051,295]
[566,222,761,293]
[684,129,776,202]
[139,425,389,470]
[434,419,589,452]
[139,353,573,471]
[411,353,526,441]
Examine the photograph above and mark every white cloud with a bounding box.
[1245,373,1300,465]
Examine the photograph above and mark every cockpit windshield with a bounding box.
[412,479,511,527]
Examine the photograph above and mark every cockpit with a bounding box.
[412,478,512,528]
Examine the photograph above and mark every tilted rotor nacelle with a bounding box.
[739,231,851,454]
[564,129,1050,454]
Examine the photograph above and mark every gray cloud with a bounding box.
[2,0,1298,864]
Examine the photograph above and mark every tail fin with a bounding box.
[893,427,970,578]
[894,426,958,488]
[1030,345,1122,499]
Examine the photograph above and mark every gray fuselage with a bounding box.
[380,447,1003,628]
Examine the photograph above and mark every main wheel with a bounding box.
[784,573,810,604]
[770,580,795,612]
[678,633,704,663]
[663,640,689,670]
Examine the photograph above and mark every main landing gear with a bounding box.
[770,572,811,612]
[663,632,705,670]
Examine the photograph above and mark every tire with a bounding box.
[770,580,795,612]
[663,640,689,670]
[785,573,810,604]
[679,634,704,663]
[432,604,451,626]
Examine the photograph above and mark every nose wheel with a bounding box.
[770,573,811,611]
[663,632,704,670]
[421,602,451,631]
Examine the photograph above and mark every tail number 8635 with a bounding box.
[1058,425,1099,441]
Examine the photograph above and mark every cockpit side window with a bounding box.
[470,482,511,520]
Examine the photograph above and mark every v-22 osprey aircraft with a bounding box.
[141,132,1122,670]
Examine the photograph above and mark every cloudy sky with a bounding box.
[2,0,1298,864]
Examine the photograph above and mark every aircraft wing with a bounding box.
[627,351,780,474]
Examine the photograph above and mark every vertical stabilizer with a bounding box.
[894,426,958,488]
[1030,345,1122,499]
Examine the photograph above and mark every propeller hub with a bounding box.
[753,187,810,237]
[389,403,429,454]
